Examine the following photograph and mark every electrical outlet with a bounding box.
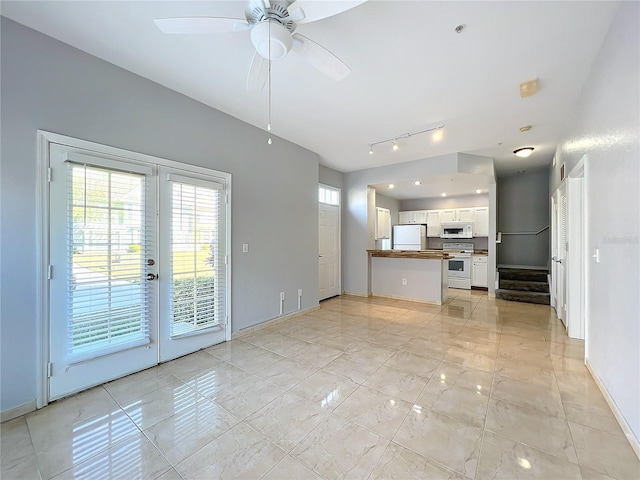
[242,243,249,253]
[402,278,408,286]
[280,291,285,301]
[298,288,303,296]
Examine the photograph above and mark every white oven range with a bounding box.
[443,242,474,290]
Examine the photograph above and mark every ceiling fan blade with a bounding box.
[292,34,351,81]
[154,17,250,34]
[246,51,268,91]
[289,0,367,24]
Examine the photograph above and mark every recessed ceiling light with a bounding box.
[519,125,532,132]
[388,184,395,189]
[414,181,421,185]
[475,189,482,194]
[441,192,447,197]
[514,147,534,158]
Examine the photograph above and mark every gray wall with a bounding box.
[401,194,489,211]
[497,170,550,268]
[375,192,401,226]
[550,2,639,443]
[319,165,343,190]
[0,19,320,413]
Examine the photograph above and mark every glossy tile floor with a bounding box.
[3,290,640,480]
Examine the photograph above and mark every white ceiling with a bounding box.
[2,1,619,183]
[372,173,492,201]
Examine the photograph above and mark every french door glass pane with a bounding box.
[67,163,150,362]
[170,181,222,336]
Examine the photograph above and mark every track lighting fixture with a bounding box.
[369,124,445,154]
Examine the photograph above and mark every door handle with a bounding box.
[146,273,158,281]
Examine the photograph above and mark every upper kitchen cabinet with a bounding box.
[426,210,441,237]
[398,210,427,225]
[441,208,475,223]
[473,207,489,237]
[375,207,391,239]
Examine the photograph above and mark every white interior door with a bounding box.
[319,203,340,300]
[48,143,229,400]
[555,185,568,325]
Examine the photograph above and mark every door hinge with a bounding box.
[47,265,53,280]
[47,362,53,378]
[224,255,228,265]
[47,167,52,182]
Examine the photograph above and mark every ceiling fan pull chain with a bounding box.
[267,19,273,145]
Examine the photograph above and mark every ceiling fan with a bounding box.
[154,0,366,90]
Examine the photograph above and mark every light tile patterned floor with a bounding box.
[2,290,640,479]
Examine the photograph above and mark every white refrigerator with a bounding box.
[393,225,427,250]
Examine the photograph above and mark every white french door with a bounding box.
[158,167,227,362]
[48,143,228,400]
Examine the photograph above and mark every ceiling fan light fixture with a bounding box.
[251,20,292,60]
[514,147,534,158]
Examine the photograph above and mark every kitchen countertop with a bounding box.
[367,249,452,259]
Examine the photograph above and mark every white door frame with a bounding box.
[36,130,232,408]
[318,183,342,299]
[566,156,587,340]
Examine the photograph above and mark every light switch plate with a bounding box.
[242,243,249,253]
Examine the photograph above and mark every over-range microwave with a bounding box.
[441,222,473,239]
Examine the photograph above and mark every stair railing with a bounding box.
[497,225,549,243]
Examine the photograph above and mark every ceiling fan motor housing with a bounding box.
[251,20,293,59]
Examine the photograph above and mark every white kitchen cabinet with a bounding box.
[457,208,475,222]
[472,255,488,287]
[398,210,427,225]
[375,207,391,239]
[474,207,489,236]
[440,209,456,223]
[426,210,441,237]
[441,208,475,223]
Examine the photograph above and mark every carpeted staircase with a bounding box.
[496,268,550,305]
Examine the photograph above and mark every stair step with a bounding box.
[499,279,549,293]
[499,269,548,283]
[496,289,550,305]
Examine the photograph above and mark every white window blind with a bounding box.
[66,162,152,363]
[169,178,225,337]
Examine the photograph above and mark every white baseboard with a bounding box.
[1,401,37,423]
[586,361,640,461]
[232,305,320,339]
[342,291,370,298]
[370,293,442,306]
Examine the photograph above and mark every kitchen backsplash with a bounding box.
[428,237,489,251]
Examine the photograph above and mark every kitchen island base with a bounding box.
[369,254,449,305]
